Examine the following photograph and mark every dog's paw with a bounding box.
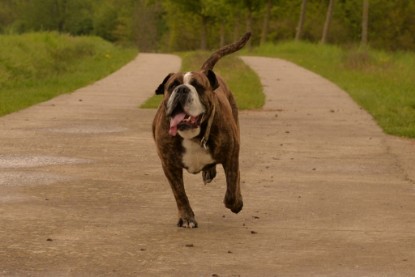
[177,217,198,228]
[224,194,243,214]
[202,166,217,185]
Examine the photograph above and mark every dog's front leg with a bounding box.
[162,164,197,228]
[223,159,243,214]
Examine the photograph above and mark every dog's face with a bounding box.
[156,70,219,139]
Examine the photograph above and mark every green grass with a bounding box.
[140,51,264,110]
[0,32,137,116]
[250,41,415,138]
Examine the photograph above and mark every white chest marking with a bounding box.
[182,139,215,174]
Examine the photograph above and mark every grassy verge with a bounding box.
[249,41,415,138]
[0,32,137,116]
[140,52,264,110]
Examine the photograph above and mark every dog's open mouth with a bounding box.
[169,112,202,136]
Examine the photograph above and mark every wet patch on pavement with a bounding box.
[44,125,127,134]
[0,155,90,169]
[0,171,73,187]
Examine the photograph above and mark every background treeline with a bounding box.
[1,0,415,52]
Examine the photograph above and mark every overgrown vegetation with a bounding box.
[0,32,137,116]
[140,52,264,110]
[251,42,415,138]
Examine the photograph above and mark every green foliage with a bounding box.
[0,0,142,46]
[1,0,415,51]
[252,41,415,138]
[0,32,137,116]
[93,2,118,41]
[141,52,264,110]
[368,0,415,50]
[0,0,16,33]
[159,0,415,51]
[160,1,201,51]
[8,0,93,34]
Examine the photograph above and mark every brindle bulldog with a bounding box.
[152,33,251,228]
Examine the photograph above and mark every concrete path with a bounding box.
[0,54,414,276]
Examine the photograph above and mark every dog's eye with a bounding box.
[190,80,204,93]
[168,80,180,91]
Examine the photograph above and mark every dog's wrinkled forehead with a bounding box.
[183,72,210,90]
[184,72,206,84]
[169,72,209,94]
[156,69,218,96]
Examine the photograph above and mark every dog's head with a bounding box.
[155,70,219,139]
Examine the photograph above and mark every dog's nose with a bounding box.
[176,85,189,95]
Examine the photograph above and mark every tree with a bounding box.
[93,1,119,41]
[9,0,93,35]
[260,0,273,45]
[320,0,335,44]
[295,0,307,40]
[2,0,415,51]
[227,0,261,49]
[132,1,164,51]
[213,0,232,47]
[201,0,230,48]
[163,0,216,50]
[366,0,415,50]
[361,0,369,46]
[0,0,18,33]
[92,0,137,43]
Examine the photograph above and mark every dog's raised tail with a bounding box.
[201,32,251,71]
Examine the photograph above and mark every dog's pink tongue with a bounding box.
[169,113,186,136]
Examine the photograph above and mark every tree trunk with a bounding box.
[246,8,253,50]
[54,0,68,32]
[295,0,307,40]
[200,15,208,50]
[361,0,369,46]
[232,10,241,42]
[220,20,225,48]
[320,0,335,44]
[260,0,272,45]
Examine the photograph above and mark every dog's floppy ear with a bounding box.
[205,70,219,91]
[155,73,174,95]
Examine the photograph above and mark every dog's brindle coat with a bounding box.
[152,33,251,228]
